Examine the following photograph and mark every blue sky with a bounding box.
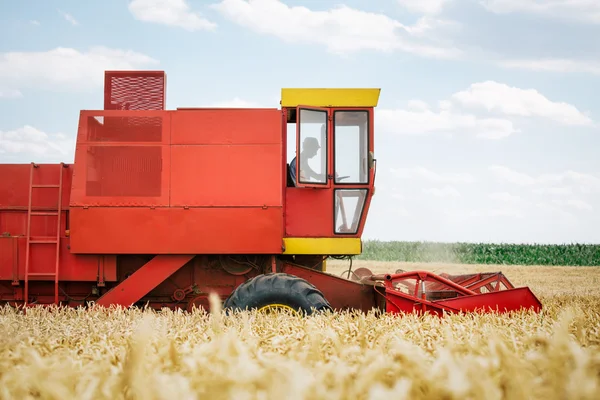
[1,0,599,244]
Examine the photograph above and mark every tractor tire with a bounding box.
[223,273,332,315]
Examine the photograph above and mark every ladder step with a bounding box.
[32,184,60,188]
[27,272,57,277]
[31,212,60,216]
[30,239,59,244]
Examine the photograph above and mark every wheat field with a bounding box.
[1,260,599,400]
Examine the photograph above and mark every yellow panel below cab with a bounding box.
[282,237,362,255]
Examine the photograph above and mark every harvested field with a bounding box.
[1,261,599,400]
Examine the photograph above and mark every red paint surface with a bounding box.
[70,112,171,207]
[96,254,194,307]
[69,207,283,254]
[285,188,332,236]
[170,144,282,207]
[281,262,383,312]
[0,236,116,282]
[0,164,72,210]
[171,109,281,145]
[379,270,543,315]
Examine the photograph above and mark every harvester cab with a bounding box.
[0,70,542,316]
[280,88,378,243]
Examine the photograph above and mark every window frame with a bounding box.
[332,109,371,186]
[295,106,331,189]
[333,188,369,235]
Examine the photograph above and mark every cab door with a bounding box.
[294,106,331,189]
[284,106,333,238]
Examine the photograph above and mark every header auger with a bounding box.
[0,70,542,316]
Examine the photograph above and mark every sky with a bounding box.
[0,0,599,244]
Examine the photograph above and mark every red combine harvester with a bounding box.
[0,71,542,315]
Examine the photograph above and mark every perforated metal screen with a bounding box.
[104,71,166,111]
[83,115,164,198]
[85,145,162,197]
[86,116,163,142]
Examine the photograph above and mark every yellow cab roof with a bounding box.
[280,88,381,108]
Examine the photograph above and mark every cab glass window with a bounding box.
[298,108,327,185]
[334,111,368,184]
[334,189,367,234]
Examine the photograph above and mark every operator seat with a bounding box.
[287,158,297,187]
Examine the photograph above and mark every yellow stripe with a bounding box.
[283,238,361,255]
[281,88,380,108]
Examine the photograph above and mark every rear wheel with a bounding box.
[223,273,331,315]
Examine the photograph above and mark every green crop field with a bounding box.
[356,240,600,266]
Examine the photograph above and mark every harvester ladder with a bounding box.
[24,162,65,305]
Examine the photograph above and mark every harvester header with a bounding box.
[0,70,542,316]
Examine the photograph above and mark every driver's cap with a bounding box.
[303,137,320,150]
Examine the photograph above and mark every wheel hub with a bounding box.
[257,303,298,315]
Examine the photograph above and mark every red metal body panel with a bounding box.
[170,109,282,207]
[0,236,116,282]
[96,254,194,307]
[70,111,171,207]
[0,210,67,238]
[68,107,284,254]
[170,144,282,207]
[171,109,280,145]
[281,262,383,312]
[285,188,332,236]
[69,207,283,254]
[0,164,72,210]
[434,287,542,313]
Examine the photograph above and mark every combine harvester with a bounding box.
[0,71,542,316]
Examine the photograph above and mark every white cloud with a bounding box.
[391,166,475,184]
[452,81,593,126]
[552,199,594,211]
[465,207,525,218]
[480,0,600,24]
[0,125,74,163]
[211,0,461,58]
[59,10,79,26]
[534,202,576,221]
[532,187,573,196]
[390,206,411,217]
[377,100,519,139]
[538,170,600,193]
[377,80,591,140]
[489,192,522,203]
[488,165,536,186]
[129,0,217,31]
[0,47,159,94]
[489,165,600,193]
[397,0,452,15]
[423,186,461,197]
[0,89,22,98]
[498,59,600,75]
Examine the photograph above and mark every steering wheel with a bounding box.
[336,175,351,181]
